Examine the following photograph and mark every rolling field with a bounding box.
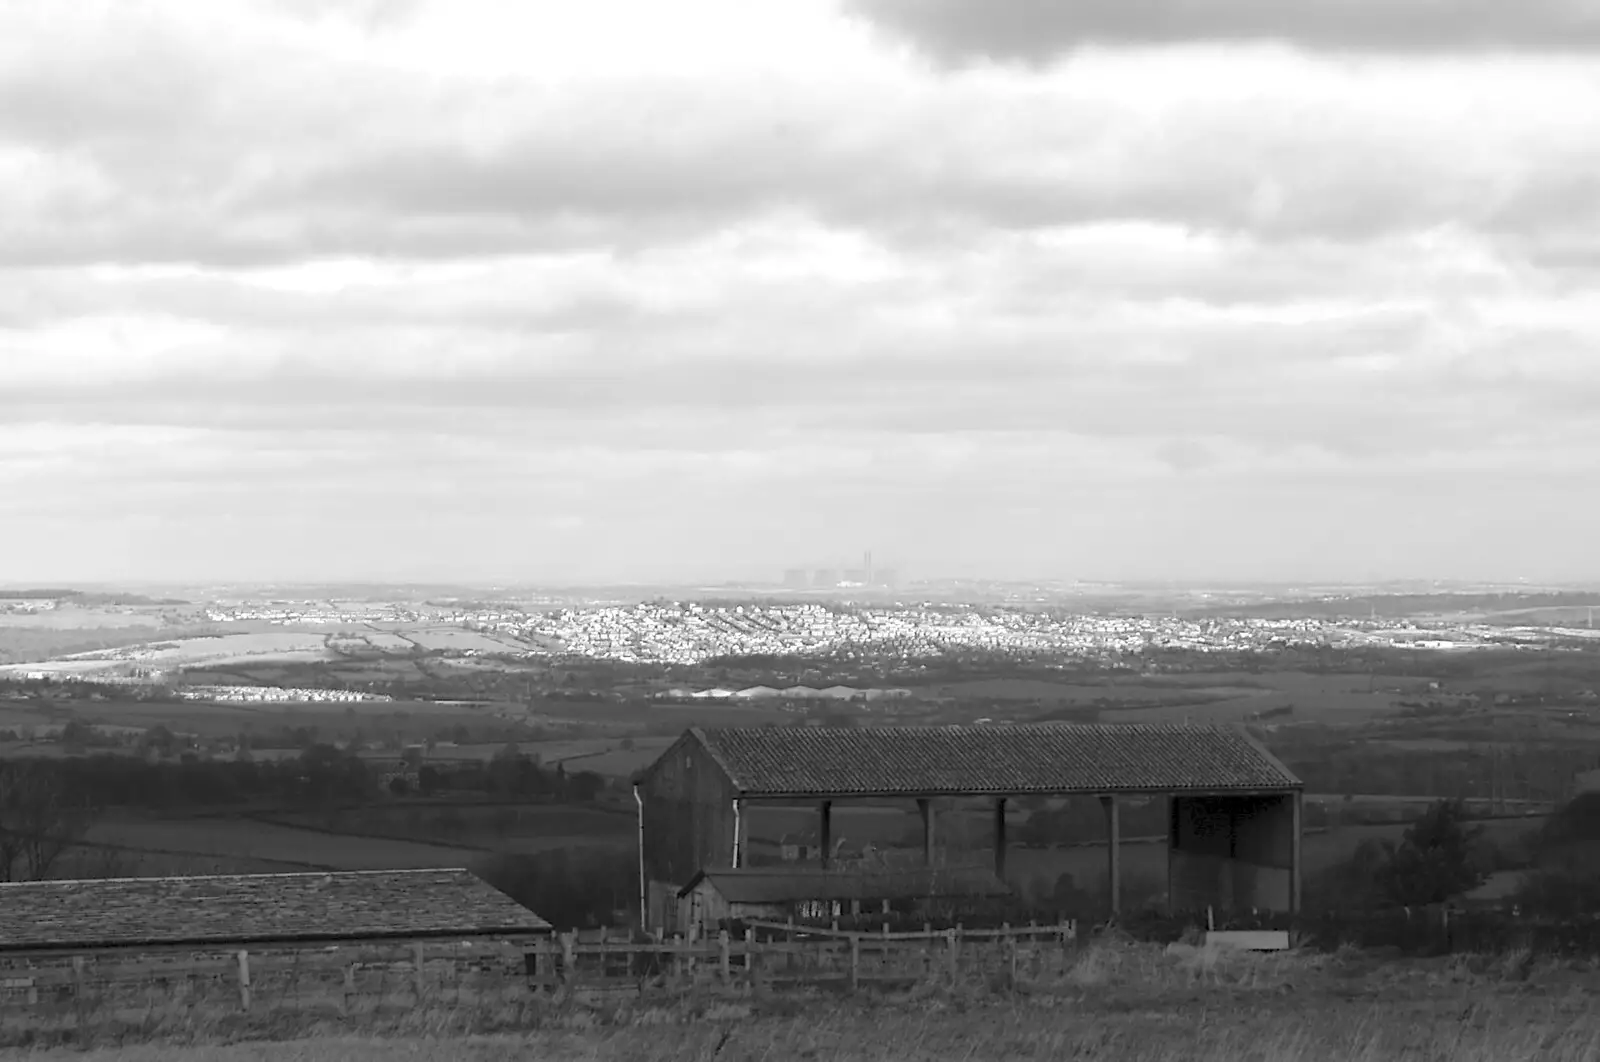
[0,611,166,631]
[1000,815,1549,894]
[911,673,1412,724]
[259,803,634,854]
[405,628,529,653]
[82,814,481,871]
[80,699,499,738]
[551,737,675,776]
[1102,671,1409,723]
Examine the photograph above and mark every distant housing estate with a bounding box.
[652,686,913,703]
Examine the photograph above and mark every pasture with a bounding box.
[1000,815,1549,896]
[1102,671,1409,723]
[405,628,529,653]
[77,699,500,739]
[260,803,634,854]
[82,814,480,871]
[542,735,673,772]
[6,632,336,677]
[907,673,1412,724]
[0,610,165,631]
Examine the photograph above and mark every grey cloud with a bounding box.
[4,12,1598,267]
[265,0,422,31]
[5,319,1591,465]
[845,0,1600,64]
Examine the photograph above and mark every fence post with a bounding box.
[1004,922,1016,985]
[236,950,252,1012]
[413,943,427,1001]
[946,928,959,981]
[720,930,731,983]
[561,933,577,987]
[849,934,860,993]
[745,928,758,995]
[72,956,87,1026]
[344,964,357,1012]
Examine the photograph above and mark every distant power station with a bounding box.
[782,554,898,590]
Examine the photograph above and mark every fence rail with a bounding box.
[525,920,1082,995]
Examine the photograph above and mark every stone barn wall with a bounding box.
[637,733,739,933]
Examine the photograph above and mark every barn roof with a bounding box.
[0,868,551,953]
[679,866,1011,904]
[665,723,1299,798]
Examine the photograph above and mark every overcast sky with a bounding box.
[5,0,1600,586]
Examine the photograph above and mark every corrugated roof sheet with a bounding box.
[0,868,550,952]
[683,866,1011,904]
[688,723,1300,797]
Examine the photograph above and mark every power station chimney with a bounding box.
[865,550,873,587]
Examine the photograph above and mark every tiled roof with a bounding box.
[682,866,1011,904]
[0,869,551,952]
[689,724,1300,797]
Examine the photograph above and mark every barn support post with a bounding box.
[1290,789,1303,916]
[72,956,86,1025]
[993,796,1008,880]
[236,950,251,1012]
[918,798,936,866]
[1100,795,1120,920]
[820,800,834,868]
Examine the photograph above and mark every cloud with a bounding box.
[5,1,1600,582]
[7,4,1600,268]
[845,0,1600,64]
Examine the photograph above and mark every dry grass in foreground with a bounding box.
[7,936,1600,1061]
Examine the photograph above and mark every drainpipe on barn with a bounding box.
[634,785,647,931]
[732,799,743,868]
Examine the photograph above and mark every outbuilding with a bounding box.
[0,867,551,956]
[676,866,1010,937]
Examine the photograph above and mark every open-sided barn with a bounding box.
[634,724,1303,934]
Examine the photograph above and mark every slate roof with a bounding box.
[682,724,1300,797]
[680,866,1012,904]
[0,868,551,953]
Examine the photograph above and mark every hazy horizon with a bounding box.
[7,1,1600,585]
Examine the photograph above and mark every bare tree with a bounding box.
[0,762,97,881]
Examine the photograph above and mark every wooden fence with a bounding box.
[0,921,1082,1020]
[528,919,1081,995]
